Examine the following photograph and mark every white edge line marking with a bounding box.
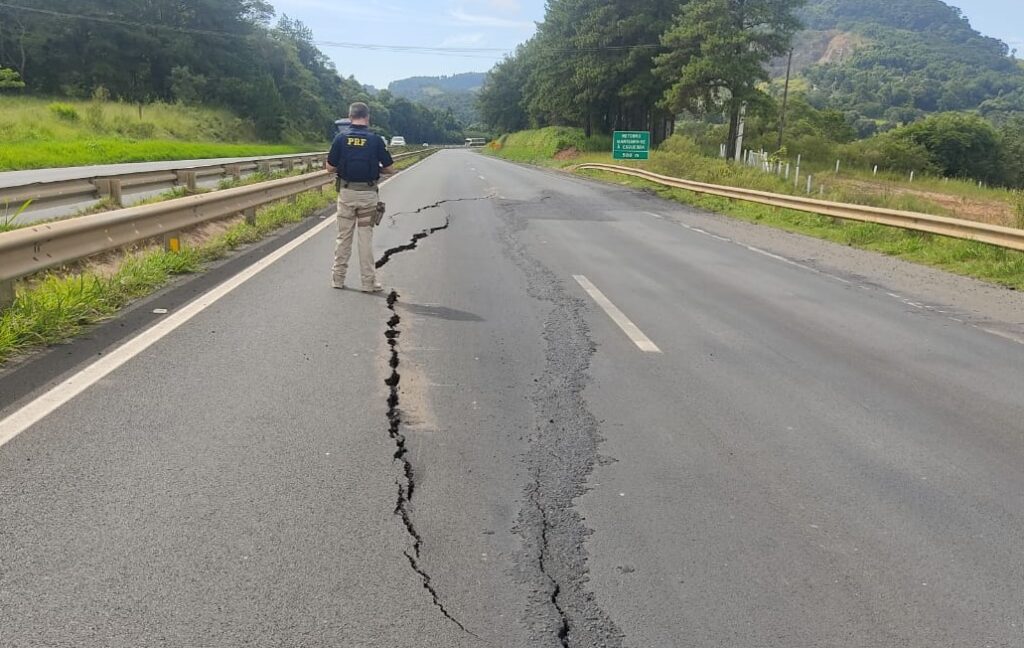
[655,212,1024,346]
[0,178,401,449]
[573,275,662,354]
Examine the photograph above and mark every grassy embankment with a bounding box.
[0,148,439,363]
[486,127,1024,289]
[0,97,316,171]
[0,190,334,363]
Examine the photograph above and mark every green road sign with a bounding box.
[613,131,650,160]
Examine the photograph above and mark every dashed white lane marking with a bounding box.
[646,211,1024,346]
[478,175,487,181]
[0,179,403,449]
[573,275,662,354]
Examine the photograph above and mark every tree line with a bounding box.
[477,0,1024,187]
[478,0,804,157]
[0,0,464,144]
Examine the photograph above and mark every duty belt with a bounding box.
[341,180,377,191]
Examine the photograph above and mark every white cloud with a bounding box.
[450,8,533,29]
[487,0,522,11]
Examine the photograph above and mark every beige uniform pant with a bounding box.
[333,188,379,288]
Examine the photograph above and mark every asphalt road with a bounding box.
[1,150,1023,647]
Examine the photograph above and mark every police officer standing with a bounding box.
[327,102,395,292]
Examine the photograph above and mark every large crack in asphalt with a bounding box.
[496,196,626,648]
[384,196,492,230]
[377,209,476,637]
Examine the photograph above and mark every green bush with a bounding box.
[47,102,79,121]
[489,127,610,161]
[841,135,937,175]
[1013,191,1024,229]
[897,113,1003,182]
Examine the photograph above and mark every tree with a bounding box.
[897,112,1003,182]
[170,66,206,105]
[478,46,532,134]
[999,116,1024,188]
[0,2,463,143]
[656,0,804,159]
[0,67,24,90]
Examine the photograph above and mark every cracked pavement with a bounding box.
[3,150,1024,647]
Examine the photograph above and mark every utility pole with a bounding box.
[777,48,793,151]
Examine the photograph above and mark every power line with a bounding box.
[0,2,665,58]
[0,2,507,58]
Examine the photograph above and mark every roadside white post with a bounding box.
[873,165,878,176]
[910,171,915,183]
[807,175,813,194]
[835,159,841,175]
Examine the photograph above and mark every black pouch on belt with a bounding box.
[374,201,386,226]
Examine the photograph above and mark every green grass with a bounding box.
[578,169,1024,290]
[0,190,335,363]
[0,149,442,363]
[487,127,1024,289]
[487,128,1014,220]
[0,96,317,170]
[487,127,612,162]
[0,140,312,171]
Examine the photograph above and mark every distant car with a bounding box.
[422,142,429,147]
[390,136,406,147]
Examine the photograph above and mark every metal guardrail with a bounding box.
[0,148,440,306]
[1,153,330,218]
[576,163,1024,253]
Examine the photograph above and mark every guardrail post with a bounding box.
[226,165,242,182]
[176,171,198,194]
[258,162,272,177]
[0,279,15,311]
[244,207,257,225]
[284,160,295,174]
[95,179,123,207]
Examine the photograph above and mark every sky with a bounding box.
[269,0,1023,89]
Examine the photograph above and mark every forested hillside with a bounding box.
[478,0,1024,187]
[389,73,485,127]
[0,0,463,144]
[794,0,1024,130]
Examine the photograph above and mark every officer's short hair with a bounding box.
[349,102,370,120]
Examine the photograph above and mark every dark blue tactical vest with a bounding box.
[333,126,384,183]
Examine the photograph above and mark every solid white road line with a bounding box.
[646,211,1024,346]
[573,275,662,354]
[0,176,403,449]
